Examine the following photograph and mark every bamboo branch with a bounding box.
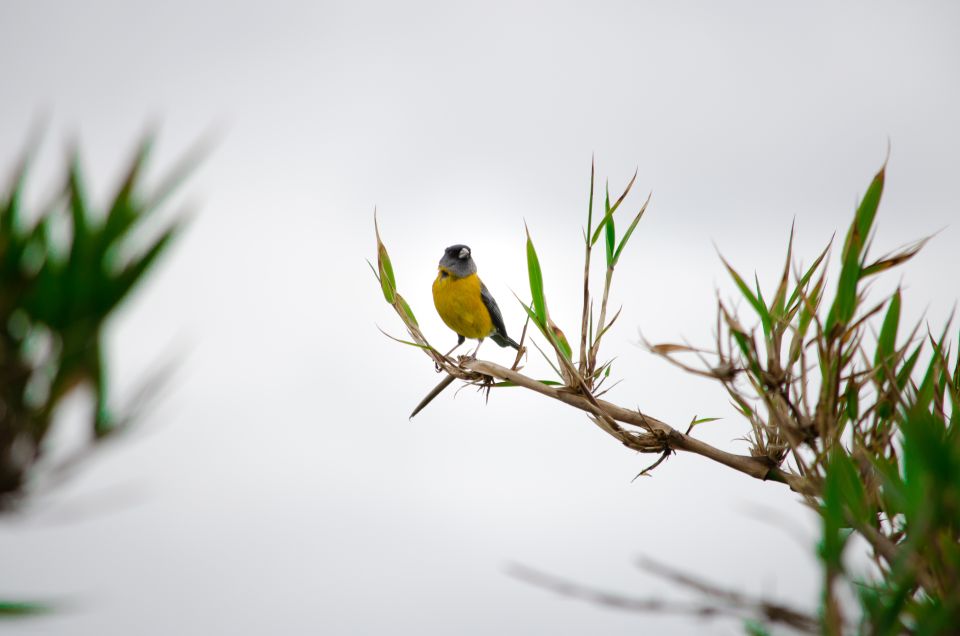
[459,358,805,491]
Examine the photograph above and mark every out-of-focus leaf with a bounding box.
[101,224,180,315]
[0,600,50,617]
[649,343,700,355]
[101,137,152,249]
[875,290,901,368]
[844,378,860,422]
[900,410,948,524]
[861,238,929,278]
[914,341,944,415]
[820,448,866,570]
[897,341,923,392]
[744,619,771,636]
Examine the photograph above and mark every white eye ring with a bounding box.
[458,247,470,259]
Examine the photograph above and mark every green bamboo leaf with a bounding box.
[875,289,901,367]
[378,244,395,302]
[516,297,571,362]
[720,255,770,336]
[688,416,721,431]
[376,326,431,349]
[786,238,831,311]
[832,447,869,524]
[525,225,546,326]
[820,450,854,569]
[604,185,616,268]
[590,170,637,246]
[549,318,573,361]
[754,275,772,340]
[826,245,861,332]
[397,293,419,327]
[861,238,929,278]
[841,165,885,264]
[373,214,396,303]
[771,222,795,321]
[826,165,885,333]
[612,193,650,265]
[517,298,548,334]
[914,343,942,414]
[897,342,923,392]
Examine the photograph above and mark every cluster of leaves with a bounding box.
[0,135,191,513]
[521,164,650,392]
[650,163,958,632]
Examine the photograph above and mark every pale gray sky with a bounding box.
[1,1,959,634]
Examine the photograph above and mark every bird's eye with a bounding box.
[458,248,470,259]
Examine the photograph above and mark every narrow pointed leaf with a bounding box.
[397,293,419,327]
[613,193,650,264]
[875,290,901,367]
[604,211,616,269]
[590,169,637,245]
[525,226,546,326]
[720,255,769,334]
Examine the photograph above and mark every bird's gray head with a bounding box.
[438,244,477,278]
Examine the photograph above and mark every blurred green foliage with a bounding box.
[0,135,189,511]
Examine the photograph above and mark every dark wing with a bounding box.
[480,282,519,349]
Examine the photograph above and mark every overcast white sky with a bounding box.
[1,1,959,634]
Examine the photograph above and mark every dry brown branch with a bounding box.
[508,562,819,633]
[457,358,805,491]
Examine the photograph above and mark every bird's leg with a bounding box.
[470,338,485,358]
[443,335,466,359]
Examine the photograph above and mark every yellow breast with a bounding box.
[432,271,494,339]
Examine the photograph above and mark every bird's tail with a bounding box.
[491,333,520,350]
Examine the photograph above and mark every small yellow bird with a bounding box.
[432,244,519,357]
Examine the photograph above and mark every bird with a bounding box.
[432,244,519,358]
